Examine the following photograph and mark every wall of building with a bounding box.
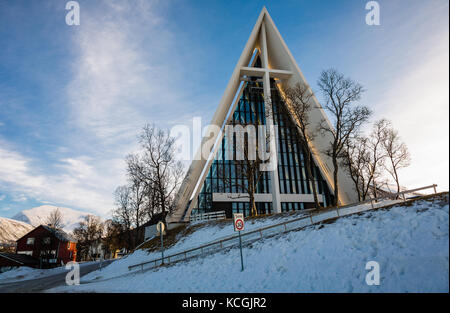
[16,226,76,267]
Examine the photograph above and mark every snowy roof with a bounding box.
[40,225,77,243]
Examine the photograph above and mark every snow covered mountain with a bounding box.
[12,205,95,233]
[0,217,34,244]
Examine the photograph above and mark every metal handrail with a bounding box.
[128,184,438,272]
[190,210,226,222]
[334,184,437,210]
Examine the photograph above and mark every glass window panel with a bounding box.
[279,180,285,194]
[205,179,211,193]
[285,180,291,193]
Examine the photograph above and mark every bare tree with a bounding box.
[317,68,371,206]
[112,185,134,251]
[138,124,184,219]
[102,219,123,259]
[45,207,64,230]
[382,124,411,195]
[283,83,321,209]
[129,174,147,245]
[342,136,370,201]
[126,153,158,221]
[363,119,390,199]
[112,125,184,250]
[73,215,103,261]
[343,120,392,201]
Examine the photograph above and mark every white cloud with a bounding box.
[12,194,27,202]
[0,1,183,217]
[66,0,182,142]
[370,29,449,191]
[2,0,200,216]
[0,144,47,190]
[0,140,126,216]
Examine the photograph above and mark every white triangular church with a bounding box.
[168,7,358,223]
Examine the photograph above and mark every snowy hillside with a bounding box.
[0,217,34,244]
[12,205,95,233]
[52,194,449,293]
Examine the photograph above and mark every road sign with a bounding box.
[157,221,166,263]
[156,221,166,236]
[233,213,245,232]
[233,213,245,271]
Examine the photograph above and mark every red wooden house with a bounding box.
[14,225,77,268]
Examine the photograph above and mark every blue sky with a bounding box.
[0,0,448,218]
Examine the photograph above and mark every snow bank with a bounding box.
[52,197,449,292]
[78,212,309,282]
[0,266,67,283]
[0,261,99,283]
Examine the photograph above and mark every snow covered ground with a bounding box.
[51,197,448,292]
[0,261,97,283]
[0,265,69,283]
[64,211,312,283]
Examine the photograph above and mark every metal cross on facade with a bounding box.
[238,21,293,212]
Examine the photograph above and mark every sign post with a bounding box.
[156,221,166,264]
[233,213,245,271]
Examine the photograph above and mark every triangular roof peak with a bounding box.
[260,6,269,15]
[234,6,300,73]
[168,7,359,222]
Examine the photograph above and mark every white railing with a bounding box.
[129,184,440,272]
[190,210,226,222]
